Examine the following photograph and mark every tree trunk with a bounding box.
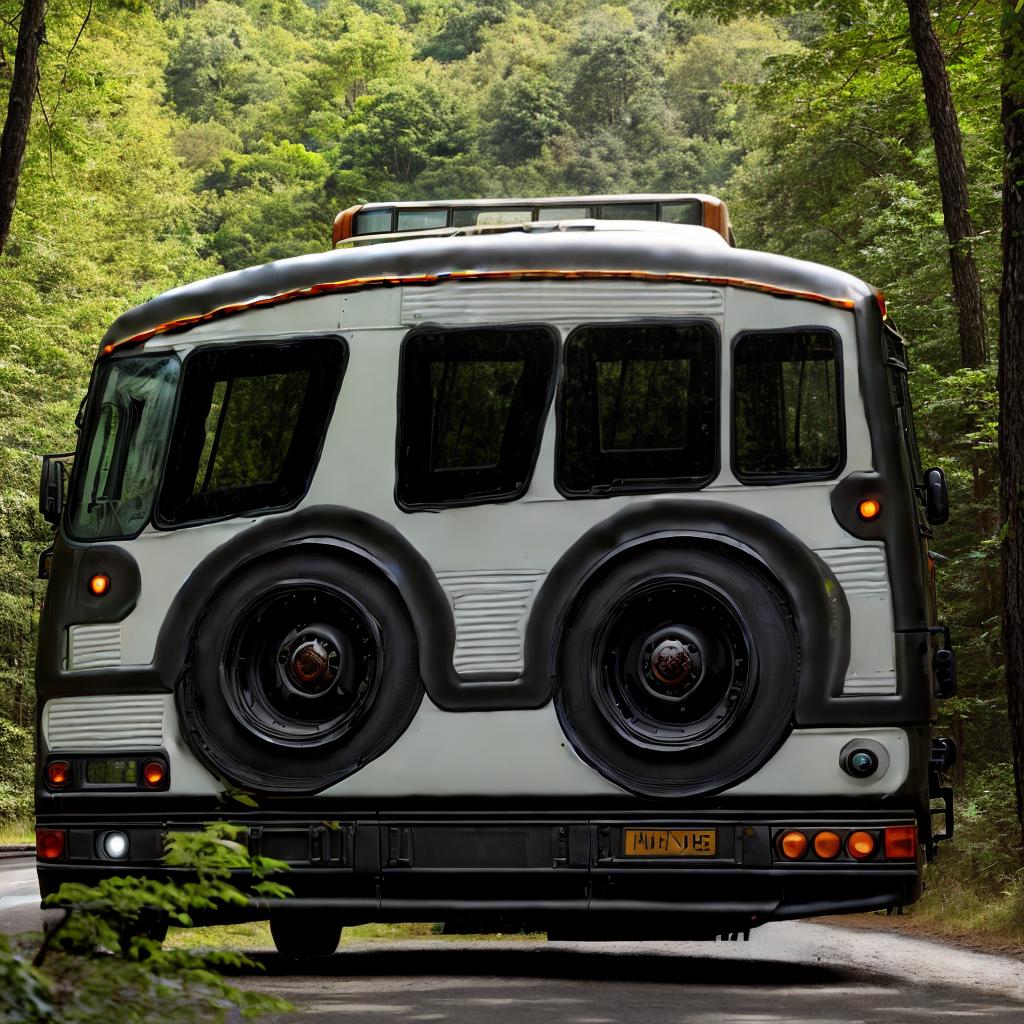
[905,0,987,368]
[0,0,47,257]
[1000,2,1024,848]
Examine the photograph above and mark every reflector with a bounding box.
[847,830,877,860]
[779,831,808,860]
[36,829,66,861]
[46,760,71,789]
[884,825,917,860]
[88,573,110,596]
[857,499,882,521]
[142,760,166,788]
[813,831,841,859]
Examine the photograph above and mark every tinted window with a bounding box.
[397,327,557,509]
[67,355,180,540]
[354,209,392,234]
[598,203,657,220]
[537,206,591,220]
[451,207,532,227]
[733,330,842,480]
[157,338,345,526]
[559,323,718,496]
[884,322,923,483]
[397,209,447,231]
[660,201,702,225]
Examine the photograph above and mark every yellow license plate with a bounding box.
[623,828,717,858]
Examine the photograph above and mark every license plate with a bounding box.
[623,828,717,858]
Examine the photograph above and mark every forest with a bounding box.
[0,0,1014,935]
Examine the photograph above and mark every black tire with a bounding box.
[555,545,798,797]
[270,913,341,959]
[178,548,423,793]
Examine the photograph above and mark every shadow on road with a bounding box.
[243,943,877,987]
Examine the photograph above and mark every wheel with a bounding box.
[555,544,799,797]
[270,913,341,959]
[177,548,423,793]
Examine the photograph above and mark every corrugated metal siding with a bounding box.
[401,280,725,326]
[436,570,546,676]
[842,676,899,696]
[817,545,897,696]
[43,694,164,751]
[68,623,123,670]
[818,546,888,595]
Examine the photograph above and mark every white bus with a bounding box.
[34,194,955,957]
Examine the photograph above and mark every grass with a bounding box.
[0,818,33,845]
[166,920,544,951]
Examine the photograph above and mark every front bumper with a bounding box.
[35,809,922,937]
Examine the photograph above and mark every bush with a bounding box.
[0,718,33,825]
[0,823,294,1023]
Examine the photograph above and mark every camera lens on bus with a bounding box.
[844,748,880,778]
[101,831,129,860]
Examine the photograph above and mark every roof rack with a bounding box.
[332,193,735,248]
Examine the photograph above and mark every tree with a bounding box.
[904,0,987,368]
[0,0,47,256]
[1000,0,1024,847]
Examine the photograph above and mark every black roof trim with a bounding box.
[101,228,873,352]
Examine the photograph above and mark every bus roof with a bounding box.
[100,222,874,355]
[332,193,735,247]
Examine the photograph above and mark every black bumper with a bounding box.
[35,810,923,938]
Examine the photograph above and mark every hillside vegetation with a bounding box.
[0,0,1009,931]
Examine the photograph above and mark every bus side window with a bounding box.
[396,326,557,509]
[156,337,346,527]
[883,323,924,486]
[733,329,844,482]
[558,322,718,496]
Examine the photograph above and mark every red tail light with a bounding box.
[36,829,66,861]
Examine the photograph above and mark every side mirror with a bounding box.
[38,455,67,526]
[924,467,949,526]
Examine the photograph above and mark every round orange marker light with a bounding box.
[847,830,877,860]
[88,573,110,596]
[779,831,809,860]
[142,760,166,789]
[813,831,841,860]
[857,499,882,521]
[46,760,71,789]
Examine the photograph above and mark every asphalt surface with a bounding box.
[4,853,1024,1022]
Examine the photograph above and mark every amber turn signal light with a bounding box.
[88,573,110,596]
[847,830,877,860]
[141,759,167,789]
[813,831,841,859]
[884,825,918,860]
[857,499,882,521]
[45,760,71,789]
[779,831,808,860]
[36,829,66,861]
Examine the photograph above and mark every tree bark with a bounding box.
[905,0,988,368]
[0,0,47,257]
[1000,1,1024,848]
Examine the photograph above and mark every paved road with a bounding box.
[4,854,1024,1022]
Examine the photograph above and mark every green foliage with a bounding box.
[0,934,52,1024]
[23,823,293,1023]
[0,718,33,823]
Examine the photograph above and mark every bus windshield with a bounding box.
[67,355,180,540]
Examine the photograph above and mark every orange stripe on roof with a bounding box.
[101,269,857,355]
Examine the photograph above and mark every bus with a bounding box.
[34,195,955,957]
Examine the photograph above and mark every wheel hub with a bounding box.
[639,627,705,703]
[649,639,691,685]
